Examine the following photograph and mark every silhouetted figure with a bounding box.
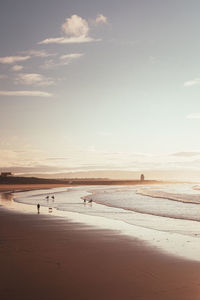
[49,207,53,213]
[83,198,87,206]
[46,196,49,201]
[88,199,93,207]
[51,195,55,201]
[37,203,40,214]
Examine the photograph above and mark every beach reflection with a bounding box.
[0,192,14,209]
[1,192,13,201]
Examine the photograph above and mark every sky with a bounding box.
[1,0,200,179]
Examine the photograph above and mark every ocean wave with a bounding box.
[84,187,200,222]
[137,188,200,204]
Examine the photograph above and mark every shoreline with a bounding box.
[2,186,200,262]
[1,190,200,299]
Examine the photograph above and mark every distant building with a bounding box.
[1,172,13,177]
[140,174,144,181]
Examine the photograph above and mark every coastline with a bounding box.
[3,186,200,262]
[1,189,200,299]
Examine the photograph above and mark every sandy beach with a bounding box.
[1,190,200,299]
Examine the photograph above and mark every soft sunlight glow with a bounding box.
[0,4,200,180]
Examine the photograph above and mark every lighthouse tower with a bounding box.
[140,174,144,181]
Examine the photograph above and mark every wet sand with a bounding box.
[1,192,200,299]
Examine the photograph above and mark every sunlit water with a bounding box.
[4,184,200,261]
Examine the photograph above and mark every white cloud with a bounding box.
[0,55,30,64]
[60,53,84,64]
[21,49,53,57]
[39,14,100,45]
[60,53,83,60]
[187,113,200,119]
[42,53,84,69]
[184,78,200,87]
[0,90,53,97]
[12,65,24,71]
[62,14,89,37]
[15,73,55,86]
[95,14,107,24]
[39,36,98,45]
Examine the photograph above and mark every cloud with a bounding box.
[21,49,54,57]
[186,113,200,119]
[184,78,200,87]
[42,53,84,69]
[0,51,53,66]
[0,55,30,64]
[62,14,89,37]
[12,65,24,71]
[95,14,107,24]
[39,36,98,45]
[0,90,53,97]
[60,53,84,64]
[15,73,55,86]
[39,14,100,45]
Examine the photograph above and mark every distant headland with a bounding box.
[0,172,170,186]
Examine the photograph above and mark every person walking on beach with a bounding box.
[37,203,40,214]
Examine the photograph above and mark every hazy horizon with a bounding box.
[2,168,200,183]
[1,1,200,181]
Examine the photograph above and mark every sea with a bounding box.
[11,184,200,261]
